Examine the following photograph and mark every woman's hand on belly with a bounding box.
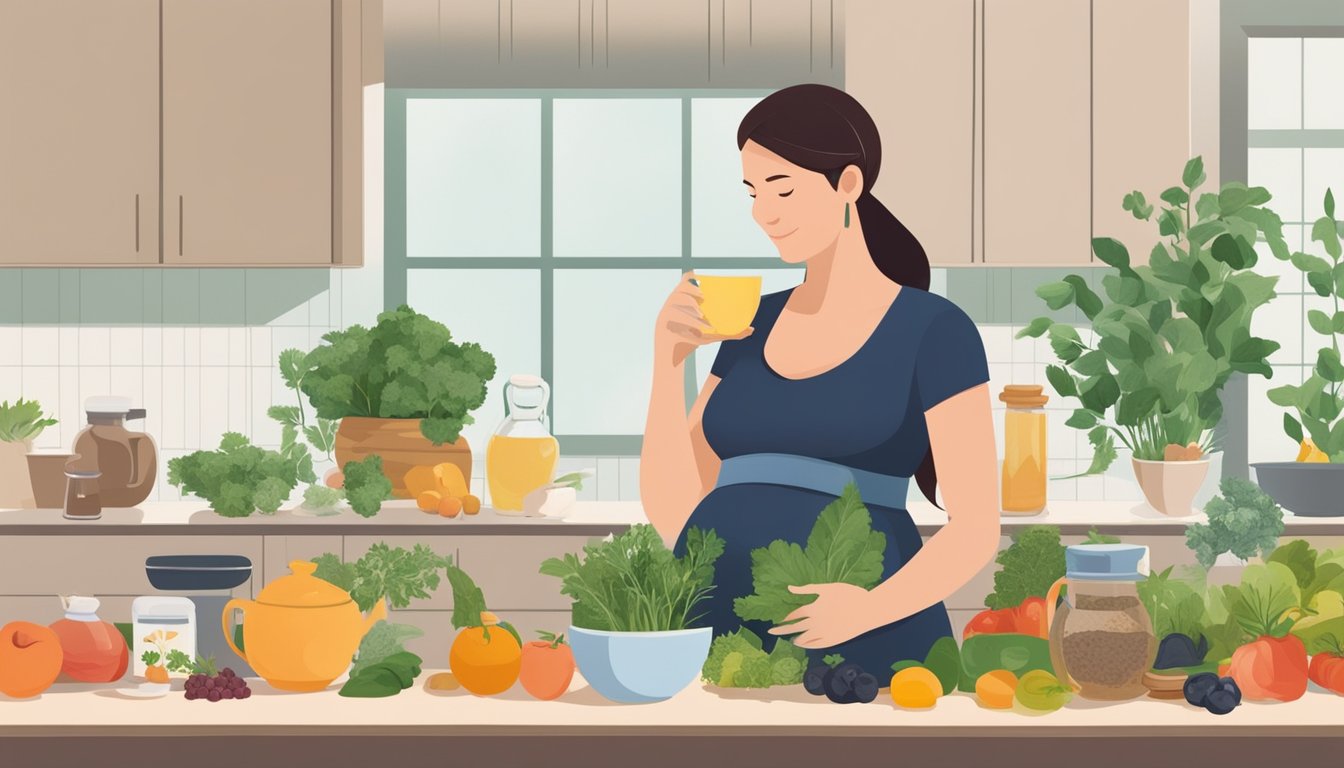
[766,583,880,649]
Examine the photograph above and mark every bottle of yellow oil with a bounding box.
[999,384,1048,515]
[487,374,559,513]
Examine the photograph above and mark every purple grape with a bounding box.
[207,689,221,702]
[221,688,234,699]
[237,688,251,700]
[184,690,195,700]
[221,668,235,678]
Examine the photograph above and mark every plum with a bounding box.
[803,665,828,696]
[1183,672,1220,707]
[852,672,880,704]
[824,662,862,704]
[1205,689,1238,715]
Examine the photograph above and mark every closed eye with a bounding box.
[779,190,794,198]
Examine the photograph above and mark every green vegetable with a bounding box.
[984,525,1066,610]
[922,636,961,696]
[338,621,425,698]
[957,634,1054,693]
[551,472,588,490]
[1083,528,1121,545]
[342,454,393,517]
[1015,669,1074,712]
[300,305,498,446]
[0,398,57,442]
[1268,539,1344,608]
[167,433,300,517]
[733,483,885,625]
[301,484,344,514]
[822,654,844,668]
[540,524,725,632]
[702,628,806,688]
[165,649,193,673]
[1222,562,1301,639]
[349,621,424,678]
[445,562,488,630]
[140,650,161,667]
[1138,566,1207,642]
[1186,477,1284,569]
[312,542,452,612]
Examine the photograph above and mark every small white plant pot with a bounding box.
[1132,458,1211,517]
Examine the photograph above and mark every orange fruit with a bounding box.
[416,490,442,513]
[462,494,481,515]
[449,616,522,696]
[519,634,575,701]
[404,466,439,498]
[439,496,463,518]
[0,622,64,699]
[432,463,470,498]
[975,670,1018,709]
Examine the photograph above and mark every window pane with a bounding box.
[1247,148,1302,223]
[693,268,804,392]
[1304,148,1344,222]
[406,99,542,257]
[553,99,681,257]
[553,269,679,433]
[1304,39,1344,129]
[406,269,542,454]
[1247,38,1302,130]
[691,97,776,258]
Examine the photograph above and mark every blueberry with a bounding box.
[823,663,861,703]
[1205,689,1239,715]
[1216,676,1242,705]
[1183,673,1220,707]
[852,672,880,704]
[803,666,828,696]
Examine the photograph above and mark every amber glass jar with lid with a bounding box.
[1000,384,1048,514]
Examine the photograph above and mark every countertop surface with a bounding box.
[5,498,1344,535]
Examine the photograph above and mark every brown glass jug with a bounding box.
[68,397,157,508]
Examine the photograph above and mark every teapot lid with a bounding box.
[256,560,353,608]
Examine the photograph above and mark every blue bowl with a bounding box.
[568,626,712,703]
[145,555,253,591]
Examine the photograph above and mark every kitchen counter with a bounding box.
[6,498,1344,535]
[3,674,1341,768]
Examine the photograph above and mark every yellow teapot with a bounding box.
[223,560,387,692]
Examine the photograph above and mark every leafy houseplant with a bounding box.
[300,305,497,497]
[1253,188,1344,516]
[539,524,725,703]
[0,398,58,509]
[1020,157,1287,514]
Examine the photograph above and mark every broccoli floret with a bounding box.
[343,455,393,517]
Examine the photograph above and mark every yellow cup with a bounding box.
[696,275,762,335]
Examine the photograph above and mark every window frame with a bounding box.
[384,88,801,455]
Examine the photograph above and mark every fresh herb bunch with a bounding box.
[167,433,299,517]
[0,398,57,443]
[312,542,452,612]
[339,621,424,698]
[342,454,394,517]
[1138,566,1208,641]
[1019,156,1286,472]
[1267,188,1344,459]
[1186,477,1284,569]
[734,483,885,625]
[267,348,339,486]
[540,524,725,632]
[702,627,806,688]
[300,305,497,446]
[984,525,1066,610]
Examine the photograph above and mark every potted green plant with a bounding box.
[0,399,57,509]
[1020,157,1287,516]
[539,524,725,703]
[299,305,497,497]
[1256,188,1344,516]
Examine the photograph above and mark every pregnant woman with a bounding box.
[641,84,1000,674]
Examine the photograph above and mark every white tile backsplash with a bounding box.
[78,327,110,366]
[199,328,229,366]
[21,327,57,366]
[109,327,142,366]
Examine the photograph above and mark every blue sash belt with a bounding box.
[714,453,911,509]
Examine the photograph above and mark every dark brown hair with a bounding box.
[737,83,941,506]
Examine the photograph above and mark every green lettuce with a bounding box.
[702,628,806,688]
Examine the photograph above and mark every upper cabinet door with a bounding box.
[846,0,975,266]
[0,0,159,265]
[163,0,332,265]
[982,0,1091,264]
[1093,0,1190,266]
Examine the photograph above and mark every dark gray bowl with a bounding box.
[1251,462,1344,517]
[145,555,253,591]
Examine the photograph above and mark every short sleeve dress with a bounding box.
[672,285,990,673]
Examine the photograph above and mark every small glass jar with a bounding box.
[999,384,1048,515]
[132,596,196,679]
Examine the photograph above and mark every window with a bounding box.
[386,91,805,455]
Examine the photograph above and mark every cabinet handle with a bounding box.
[134,194,140,253]
[178,195,184,256]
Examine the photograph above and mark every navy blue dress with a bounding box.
[673,285,989,675]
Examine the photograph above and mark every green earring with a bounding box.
[844,202,850,228]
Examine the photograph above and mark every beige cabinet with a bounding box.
[1093,0,1191,265]
[982,0,1091,264]
[845,0,976,266]
[0,0,160,265]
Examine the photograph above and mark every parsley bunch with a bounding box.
[167,433,299,517]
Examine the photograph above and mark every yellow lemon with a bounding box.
[889,666,942,709]
[1297,439,1329,463]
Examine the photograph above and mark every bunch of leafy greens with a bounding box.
[1267,540,1344,651]
[702,628,806,688]
[984,525,1066,610]
[1220,562,1300,641]
[540,524,724,632]
[167,433,299,517]
[312,542,452,612]
[734,483,885,625]
[1186,477,1284,569]
[0,398,57,443]
[300,484,344,515]
[300,305,497,445]
[1137,565,1207,641]
[342,454,394,517]
[1266,188,1344,459]
[1019,156,1285,470]
[339,621,424,698]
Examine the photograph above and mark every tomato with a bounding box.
[519,632,575,701]
[962,608,1015,640]
[1012,597,1048,639]
[1227,635,1309,702]
[1309,651,1344,696]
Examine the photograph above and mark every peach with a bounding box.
[0,621,64,699]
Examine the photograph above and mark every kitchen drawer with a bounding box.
[456,535,598,611]
[389,609,571,666]
[342,536,461,611]
[261,536,343,588]
[0,536,261,599]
